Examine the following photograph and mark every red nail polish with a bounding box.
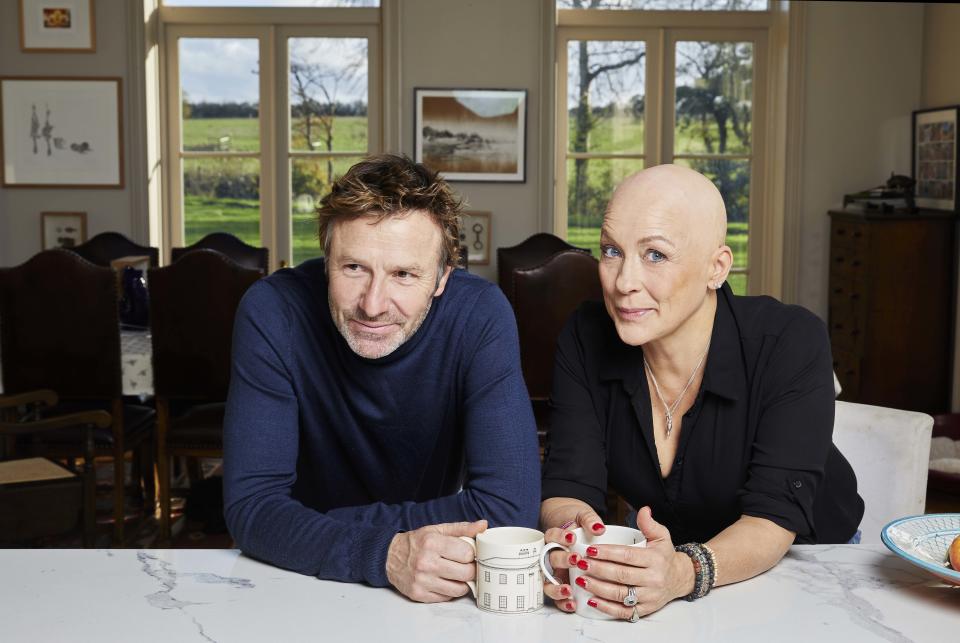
[566,601,575,611]
[575,576,587,588]
[561,586,570,596]
[568,554,578,566]
[565,532,574,543]
[586,546,599,557]
[587,598,599,608]
[592,522,604,532]
[577,559,589,570]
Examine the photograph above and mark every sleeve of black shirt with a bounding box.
[541,307,610,515]
[738,308,836,541]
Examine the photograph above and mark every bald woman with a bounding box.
[540,165,863,621]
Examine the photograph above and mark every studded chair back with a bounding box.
[71,232,159,269]
[171,232,269,275]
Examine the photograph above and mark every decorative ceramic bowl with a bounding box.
[881,513,960,586]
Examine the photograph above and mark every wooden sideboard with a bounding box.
[828,209,956,414]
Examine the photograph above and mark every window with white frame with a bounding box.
[556,0,782,294]
[160,1,381,270]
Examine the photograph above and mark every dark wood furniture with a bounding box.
[70,231,160,268]
[172,232,270,275]
[148,249,262,543]
[0,390,108,546]
[828,209,956,414]
[497,233,590,306]
[0,250,155,544]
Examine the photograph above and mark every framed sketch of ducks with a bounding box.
[1,77,123,189]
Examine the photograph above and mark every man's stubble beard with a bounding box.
[329,293,434,359]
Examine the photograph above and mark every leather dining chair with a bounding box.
[0,390,109,547]
[497,233,591,306]
[70,231,160,268]
[0,249,155,545]
[511,249,602,443]
[148,249,261,543]
[171,232,270,275]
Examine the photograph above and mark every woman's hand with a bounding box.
[577,506,694,620]
[540,500,608,613]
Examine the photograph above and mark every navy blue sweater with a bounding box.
[223,259,540,587]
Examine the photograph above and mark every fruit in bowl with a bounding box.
[950,534,960,570]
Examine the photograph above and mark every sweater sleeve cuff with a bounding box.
[351,525,399,587]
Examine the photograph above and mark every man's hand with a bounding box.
[386,520,487,603]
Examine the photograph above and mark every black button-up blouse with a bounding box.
[541,285,864,544]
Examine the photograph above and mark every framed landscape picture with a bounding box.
[19,0,96,53]
[41,211,87,249]
[912,106,959,212]
[1,77,123,188]
[415,88,526,182]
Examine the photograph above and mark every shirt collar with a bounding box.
[598,284,743,401]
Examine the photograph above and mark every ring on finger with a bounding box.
[628,606,641,623]
[623,585,638,607]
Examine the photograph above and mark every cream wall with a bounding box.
[921,3,960,107]
[793,1,924,319]
[397,0,548,282]
[0,0,149,268]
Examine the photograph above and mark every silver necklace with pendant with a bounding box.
[643,347,709,437]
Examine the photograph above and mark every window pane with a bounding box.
[727,272,747,295]
[184,157,260,245]
[289,37,368,152]
[567,40,646,154]
[165,1,378,6]
[557,0,767,10]
[566,157,645,257]
[674,157,749,277]
[675,41,752,155]
[180,38,259,152]
[292,156,364,265]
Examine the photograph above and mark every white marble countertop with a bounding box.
[1,545,956,642]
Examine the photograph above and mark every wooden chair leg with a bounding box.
[157,398,171,545]
[82,426,97,548]
[112,399,125,546]
[140,439,155,514]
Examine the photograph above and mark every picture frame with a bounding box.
[41,211,87,250]
[415,88,526,183]
[1,77,124,188]
[19,0,96,53]
[461,211,491,266]
[912,106,959,212]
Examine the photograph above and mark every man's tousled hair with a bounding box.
[317,153,463,268]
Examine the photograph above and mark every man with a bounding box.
[223,154,540,603]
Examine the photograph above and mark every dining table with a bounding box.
[1,545,955,642]
[0,328,153,397]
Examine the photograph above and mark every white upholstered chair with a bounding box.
[831,401,934,544]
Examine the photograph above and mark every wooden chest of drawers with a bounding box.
[828,209,956,413]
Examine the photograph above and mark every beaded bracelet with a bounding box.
[675,543,715,600]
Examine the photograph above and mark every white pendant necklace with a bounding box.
[643,347,709,437]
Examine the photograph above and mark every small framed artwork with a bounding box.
[41,211,87,249]
[19,0,96,53]
[912,106,960,212]
[415,88,526,182]
[461,211,491,266]
[1,77,123,188]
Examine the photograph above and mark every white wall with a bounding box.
[794,2,924,319]
[0,0,146,268]
[398,0,547,282]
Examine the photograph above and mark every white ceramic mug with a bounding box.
[459,527,546,614]
[540,525,646,619]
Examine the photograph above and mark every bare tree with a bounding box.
[289,39,366,185]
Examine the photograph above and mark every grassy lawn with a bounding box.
[184,195,324,266]
[182,115,367,152]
